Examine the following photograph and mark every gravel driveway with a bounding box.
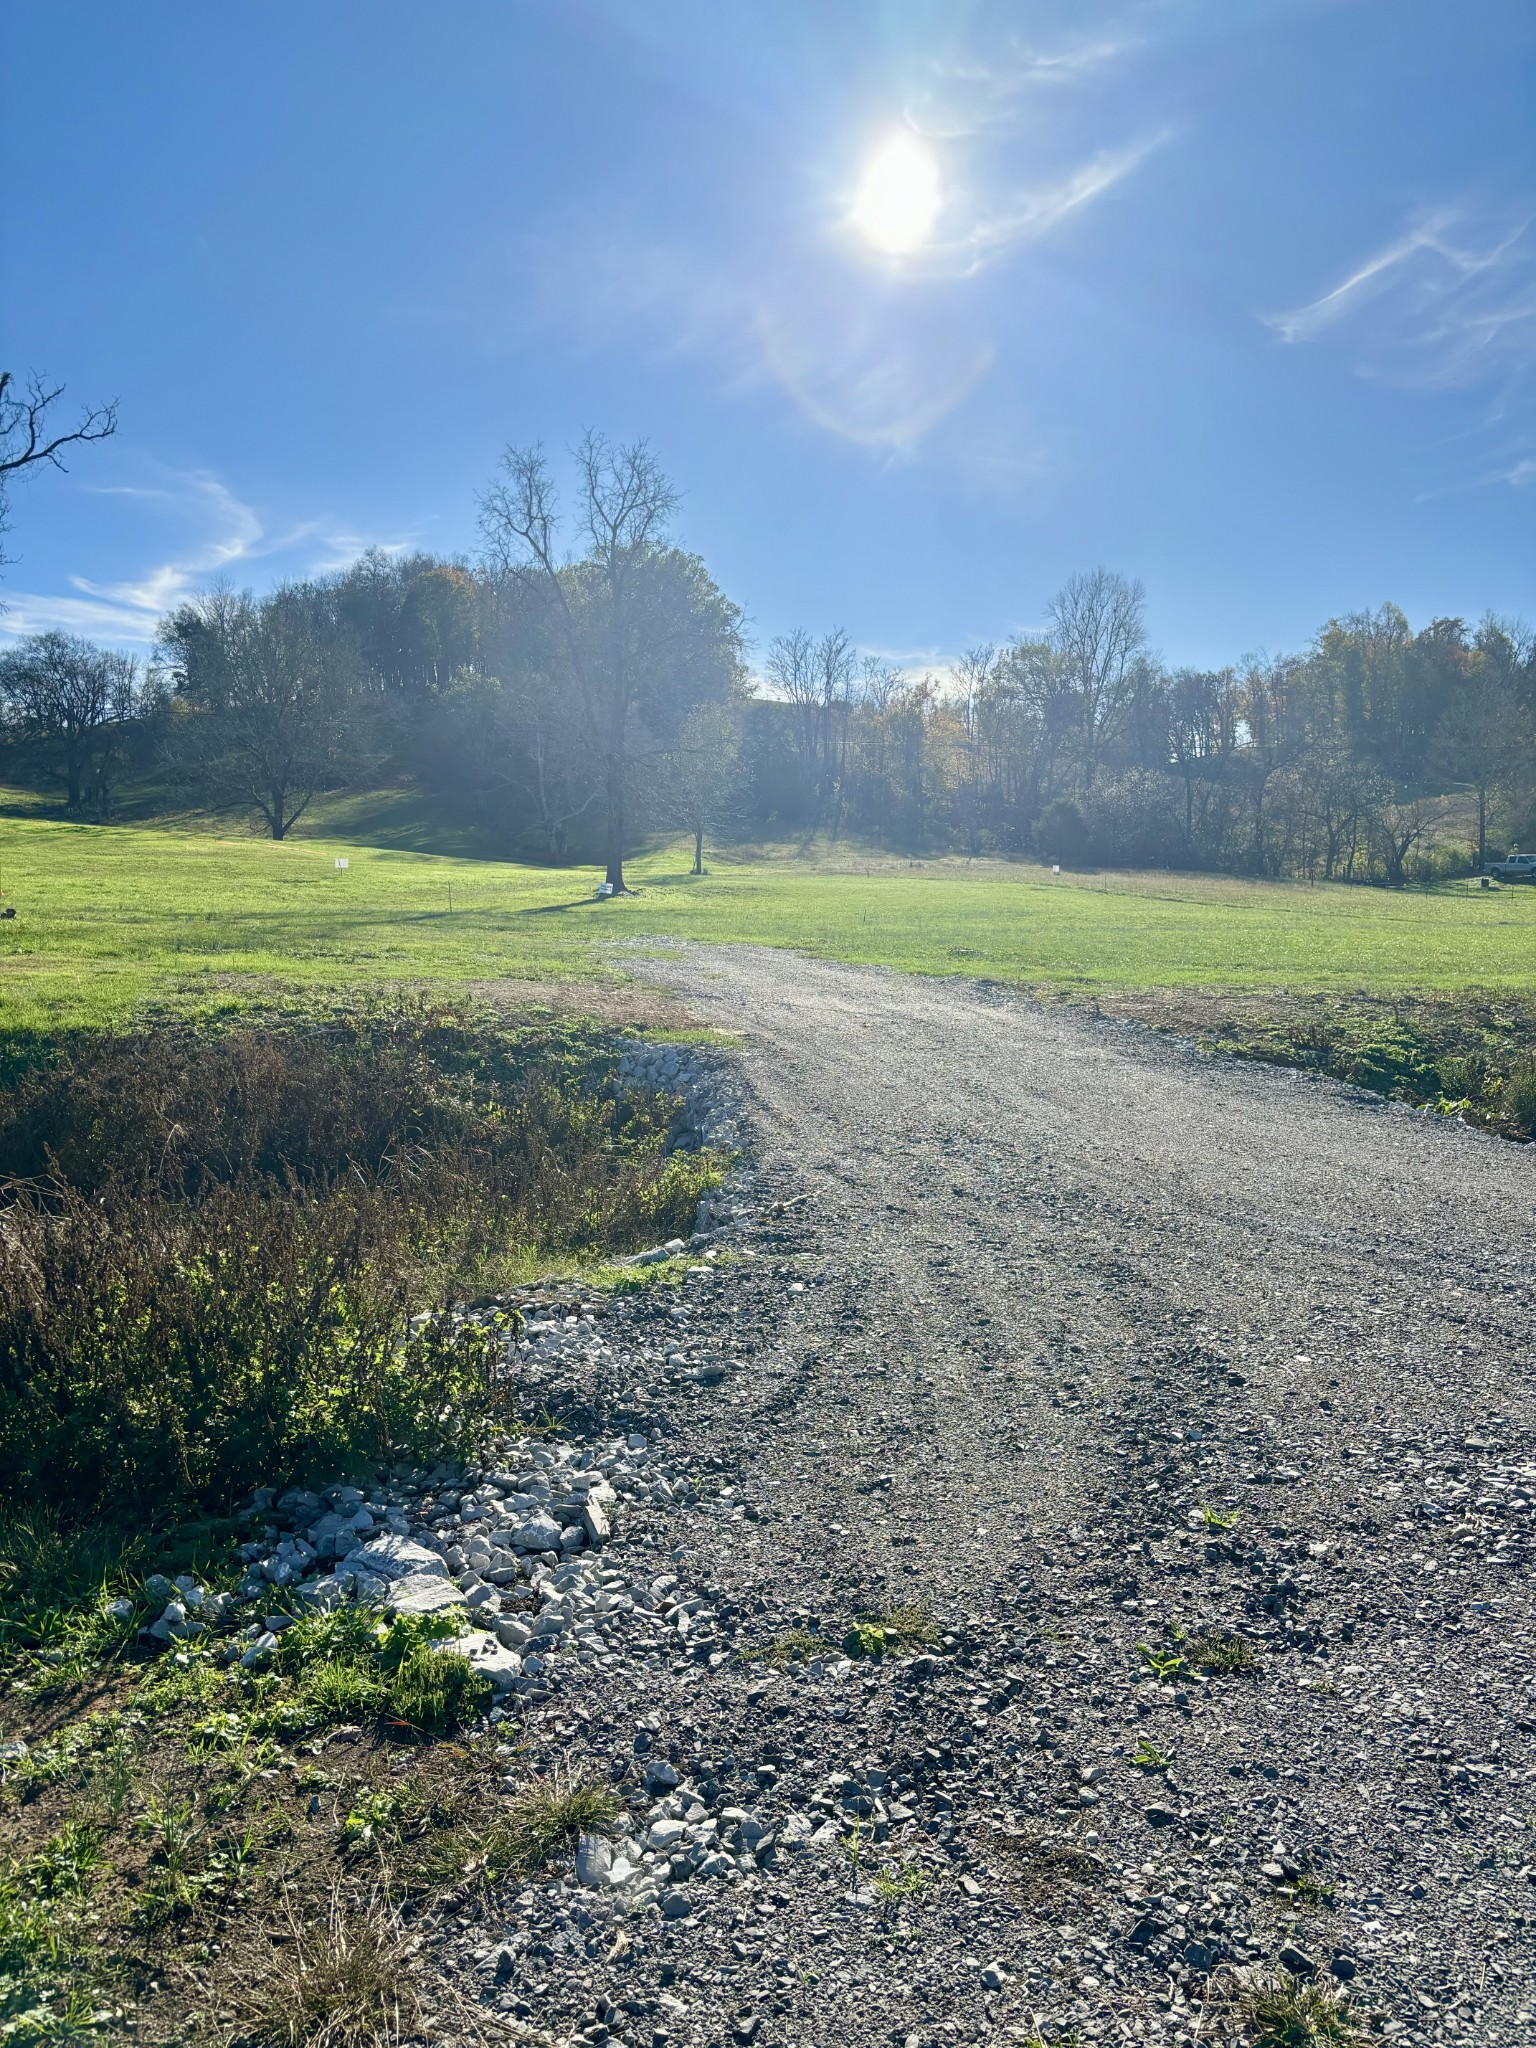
[614,944,1536,2045]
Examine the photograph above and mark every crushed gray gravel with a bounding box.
[479,946,1530,2048]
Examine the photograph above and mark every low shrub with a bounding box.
[1505,1054,1536,1138]
[0,1007,721,1521]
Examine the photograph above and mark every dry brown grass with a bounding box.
[237,1892,417,2048]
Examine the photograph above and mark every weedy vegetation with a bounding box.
[754,1626,836,1669]
[0,1004,718,1524]
[1236,1968,1370,2046]
[237,1892,419,2048]
[0,997,718,2043]
[1189,1630,1260,1676]
[1129,1737,1173,1772]
[1137,1644,1188,1683]
[497,1776,623,1874]
[871,1860,928,1905]
[843,1605,937,1658]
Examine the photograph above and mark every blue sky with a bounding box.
[2,0,1533,672]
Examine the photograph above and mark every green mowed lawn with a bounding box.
[0,812,1533,1030]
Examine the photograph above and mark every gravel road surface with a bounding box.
[614,945,1536,2044]
[441,946,1536,2048]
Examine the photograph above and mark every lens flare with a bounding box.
[850,132,942,254]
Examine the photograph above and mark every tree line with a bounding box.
[753,578,1536,882]
[1,436,1532,885]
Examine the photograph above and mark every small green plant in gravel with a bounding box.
[844,1604,936,1658]
[499,1777,621,1873]
[755,1627,834,1669]
[339,1791,406,1859]
[605,1256,690,1294]
[1286,1872,1337,1910]
[1238,1969,1368,2046]
[1130,1737,1173,1772]
[1201,1504,1241,1531]
[1137,1643,1188,1682]
[872,1861,927,1905]
[1190,1630,1258,1675]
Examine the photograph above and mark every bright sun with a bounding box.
[850,131,941,254]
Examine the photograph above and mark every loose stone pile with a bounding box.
[137,1322,728,1697]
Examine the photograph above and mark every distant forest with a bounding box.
[2,437,1532,887]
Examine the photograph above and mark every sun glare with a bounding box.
[850,131,941,254]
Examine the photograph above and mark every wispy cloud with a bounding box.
[1,469,415,648]
[1266,205,1536,390]
[67,473,266,623]
[907,32,1136,139]
[1267,201,1536,495]
[914,134,1169,279]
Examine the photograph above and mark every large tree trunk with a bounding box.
[604,753,626,891]
[692,826,703,876]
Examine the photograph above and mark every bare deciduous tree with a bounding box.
[954,644,998,855]
[159,585,354,838]
[668,698,745,874]
[1047,568,1147,788]
[480,433,741,891]
[0,631,140,811]
[0,371,118,579]
[1437,656,1527,871]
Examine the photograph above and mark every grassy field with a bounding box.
[0,809,1533,1033]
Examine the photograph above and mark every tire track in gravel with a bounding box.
[635,944,1536,2043]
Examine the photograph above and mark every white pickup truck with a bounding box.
[1487,853,1536,882]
